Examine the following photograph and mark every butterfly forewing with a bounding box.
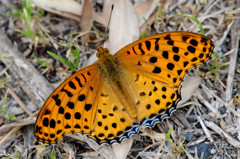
[116,32,214,87]
[35,64,99,144]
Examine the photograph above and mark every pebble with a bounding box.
[185,132,194,142]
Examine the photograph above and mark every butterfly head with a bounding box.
[96,46,109,58]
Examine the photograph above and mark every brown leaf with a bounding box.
[85,0,139,66]
[135,0,158,33]
[105,0,139,53]
[177,76,202,107]
[80,0,94,32]
[112,136,134,159]
[33,0,83,21]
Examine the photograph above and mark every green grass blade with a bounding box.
[33,52,48,67]
[178,13,204,35]
[139,17,149,38]
[47,51,75,70]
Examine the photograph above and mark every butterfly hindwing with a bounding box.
[88,76,139,144]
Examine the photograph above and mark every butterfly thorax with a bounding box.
[96,46,138,119]
[97,48,119,80]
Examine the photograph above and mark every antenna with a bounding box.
[103,4,114,44]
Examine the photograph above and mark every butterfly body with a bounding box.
[35,32,214,145]
[97,46,139,119]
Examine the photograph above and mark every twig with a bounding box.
[196,90,220,118]
[200,83,226,106]
[0,126,22,146]
[7,85,33,116]
[225,4,240,102]
[0,111,39,132]
[0,118,35,131]
[214,20,234,52]
[197,116,213,143]
[205,121,240,148]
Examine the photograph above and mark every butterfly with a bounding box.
[35,32,214,145]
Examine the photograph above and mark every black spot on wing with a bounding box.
[138,43,145,55]
[167,63,174,70]
[172,47,179,53]
[182,36,189,41]
[61,89,73,97]
[173,55,180,61]
[85,104,92,111]
[69,81,76,89]
[155,38,160,51]
[164,34,171,40]
[187,46,196,53]
[152,67,161,73]
[145,41,151,50]
[190,39,198,46]
[162,51,168,59]
[149,57,157,63]
[75,77,83,87]
[167,40,174,45]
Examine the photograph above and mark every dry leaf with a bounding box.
[77,134,114,158]
[80,0,94,32]
[85,0,139,67]
[33,0,83,21]
[141,128,165,142]
[177,76,202,107]
[105,0,139,53]
[135,0,158,33]
[112,136,134,159]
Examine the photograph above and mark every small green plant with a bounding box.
[0,155,16,159]
[36,144,47,157]
[155,3,165,24]
[48,151,57,159]
[92,24,105,38]
[0,77,8,89]
[1,92,15,120]
[206,52,229,76]
[0,54,12,58]
[33,52,49,67]
[47,31,81,71]
[13,147,20,159]
[0,71,11,89]
[9,0,45,42]
[156,4,164,17]
[165,127,184,152]
[139,17,149,38]
[178,13,205,35]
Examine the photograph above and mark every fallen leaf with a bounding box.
[112,136,134,159]
[33,0,83,21]
[177,76,202,107]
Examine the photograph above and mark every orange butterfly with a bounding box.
[35,32,214,145]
